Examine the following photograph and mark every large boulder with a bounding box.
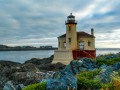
[38,62,66,71]
[21,63,40,72]
[24,55,54,65]
[77,58,98,71]
[0,61,20,90]
[9,72,44,85]
[4,63,39,78]
[3,81,16,90]
[0,60,20,68]
[44,59,83,90]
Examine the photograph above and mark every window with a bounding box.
[64,42,66,47]
[68,38,71,43]
[59,41,60,47]
[68,26,71,31]
[79,41,84,50]
[88,41,91,46]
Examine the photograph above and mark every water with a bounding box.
[96,49,120,56]
[0,50,54,63]
[0,49,119,63]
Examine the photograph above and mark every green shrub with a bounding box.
[96,57,120,66]
[101,82,114,90]
[77,69,101,89]
[78,69,101,79]
[77,76,101,89]
[23,82,46,90]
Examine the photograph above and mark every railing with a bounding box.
[65,20,77,24]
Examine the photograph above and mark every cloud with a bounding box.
[95,29,120,48]
[0,0,120,48]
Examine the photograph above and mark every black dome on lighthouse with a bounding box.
[67,13,75,18]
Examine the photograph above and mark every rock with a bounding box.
[0,61,20,90]
[16,84,24,90]
[112,62,120,71]
[25,55,54,65]
[21,63,40,72]
[0,60,21,75]
[42,58,98,90]
[3,81,16,90]
[0,75,8,90]
[96,65,113,83]
[6,63,42,86]
[4,63,40,79]
[8,71,46,86]
[44,60,83,90]
[77,58,98,71]
[0,60,20,68]
[38,62,66,71]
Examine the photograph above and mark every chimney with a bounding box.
[91,28,94,36]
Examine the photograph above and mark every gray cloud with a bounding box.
[0,0,120,47]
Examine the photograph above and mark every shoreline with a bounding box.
[0,48,120,52]
[0,48,57,51]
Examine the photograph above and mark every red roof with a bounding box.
[58,31,95,38]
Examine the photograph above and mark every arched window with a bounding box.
[79,41,84,50]
[88,41,91,46]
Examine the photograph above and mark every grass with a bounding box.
[22,82,46,90]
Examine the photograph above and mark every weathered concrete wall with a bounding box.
[52,50,73,65]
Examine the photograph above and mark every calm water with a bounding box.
[0,49,119,63]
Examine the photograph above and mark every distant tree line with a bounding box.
[0,44,57,51]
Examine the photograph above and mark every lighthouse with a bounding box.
[65,13,77,50]
[53,13,96,64]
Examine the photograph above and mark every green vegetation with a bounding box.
[22,53,120,90]
[77,69,102,89]
[23,82,46,90]
[77,69,115,90]
[96,57,120,66]
[112,77,120,90]
[101,82,114,90]
[118,71,120,76]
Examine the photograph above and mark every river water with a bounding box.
[0,49,119,63]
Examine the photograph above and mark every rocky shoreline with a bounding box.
[0,55,66,90]
[0,52,120,90]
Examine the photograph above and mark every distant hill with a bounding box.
[0,44,57,51]
[96,48,120,50]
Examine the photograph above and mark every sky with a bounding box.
[0,0,120,48]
